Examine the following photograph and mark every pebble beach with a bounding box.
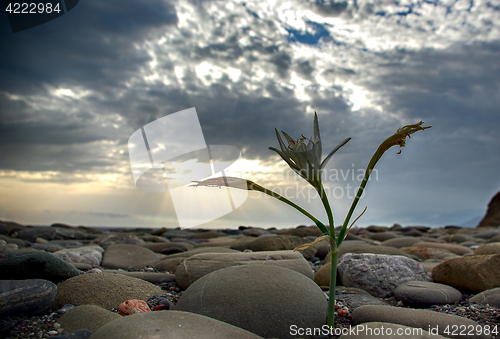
[1,220,500,339]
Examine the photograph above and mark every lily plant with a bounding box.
[191,113,431,329]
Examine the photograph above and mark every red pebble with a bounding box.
[117,300,151,316]
[153,305,166,311]
[337,309,346,316]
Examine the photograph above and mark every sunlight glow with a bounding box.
[227,67,241,82]
[52,87,91,99]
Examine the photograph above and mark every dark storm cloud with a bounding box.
[0,0,179,173]
[0,0,178,94]
[309,0,350,17]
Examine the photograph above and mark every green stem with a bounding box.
[317,185,335,237]
[336,145,384,247]
[250,182,330,236]
[327,246,339,328]
[316,184,338,329]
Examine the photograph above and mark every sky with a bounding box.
[0,0,499,230]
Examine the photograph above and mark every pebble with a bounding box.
[175,265,327,339]
[90,310,264,339]
[413,242,474,255]
[336,242,413,259]
[174,250,314,289]
[57,305,121,332]
[51,272,164,310]
[100,244,162,270]
[230,234,317,259]
[432,254,500,291]
[394,280,462,307]
[0,251,81,283]
[337,253,431,298]
[53,246,104,266]
[117,299,151,315]
[470,287,500,308]
[142,242,191,254]
[0,279,57,318]
[91,233,145,249]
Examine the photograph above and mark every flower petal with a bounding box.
[313,113,322,161]
[269,147,301,172]
[320,137,351,169]
[313,112,321,143]
[281,131,296,147]
[275,128,288,153]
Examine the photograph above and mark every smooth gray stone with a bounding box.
[394,281,462,307]
[58,305,122,332]
[89,311,263,339]
[160,229,196,240]
[101,244,162,270]
[0,243,18,254]
[351,305,491,339]
[13,227,87,242]
[31,240,90,253]
[92,233,145,249]
[0,251,81,283]
[175,265,327,339]
[0,234,26,247]
[332,287,389,310]
[162,246,240,259]
[0,279,57,317]
[142,242,190,254]
[70,262,93,270]
[49,329,93,339]
[0,223,7,235]
[338,242,413,258]
[103,270,175,284]
[381,237,427,249]
[175,250,314,289]
[230,235,316,259]
[368,232,400,242]
[52,272,164,310]
[30,243,65,252]
[470,287,500,308]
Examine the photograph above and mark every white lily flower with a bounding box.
[269,112,350,191]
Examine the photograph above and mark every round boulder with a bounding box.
[0,279,57,317]
[57,305,122,333]
[52,272,164,310]
[101,244,162,270]
[432,254,500,292]
[474,242,500,255]
[89,310,263,339]
[338,253,431,298]
[470,287,500,308]
[0,251,81,283]
[174,265,327,339]
[394,281,462,307]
